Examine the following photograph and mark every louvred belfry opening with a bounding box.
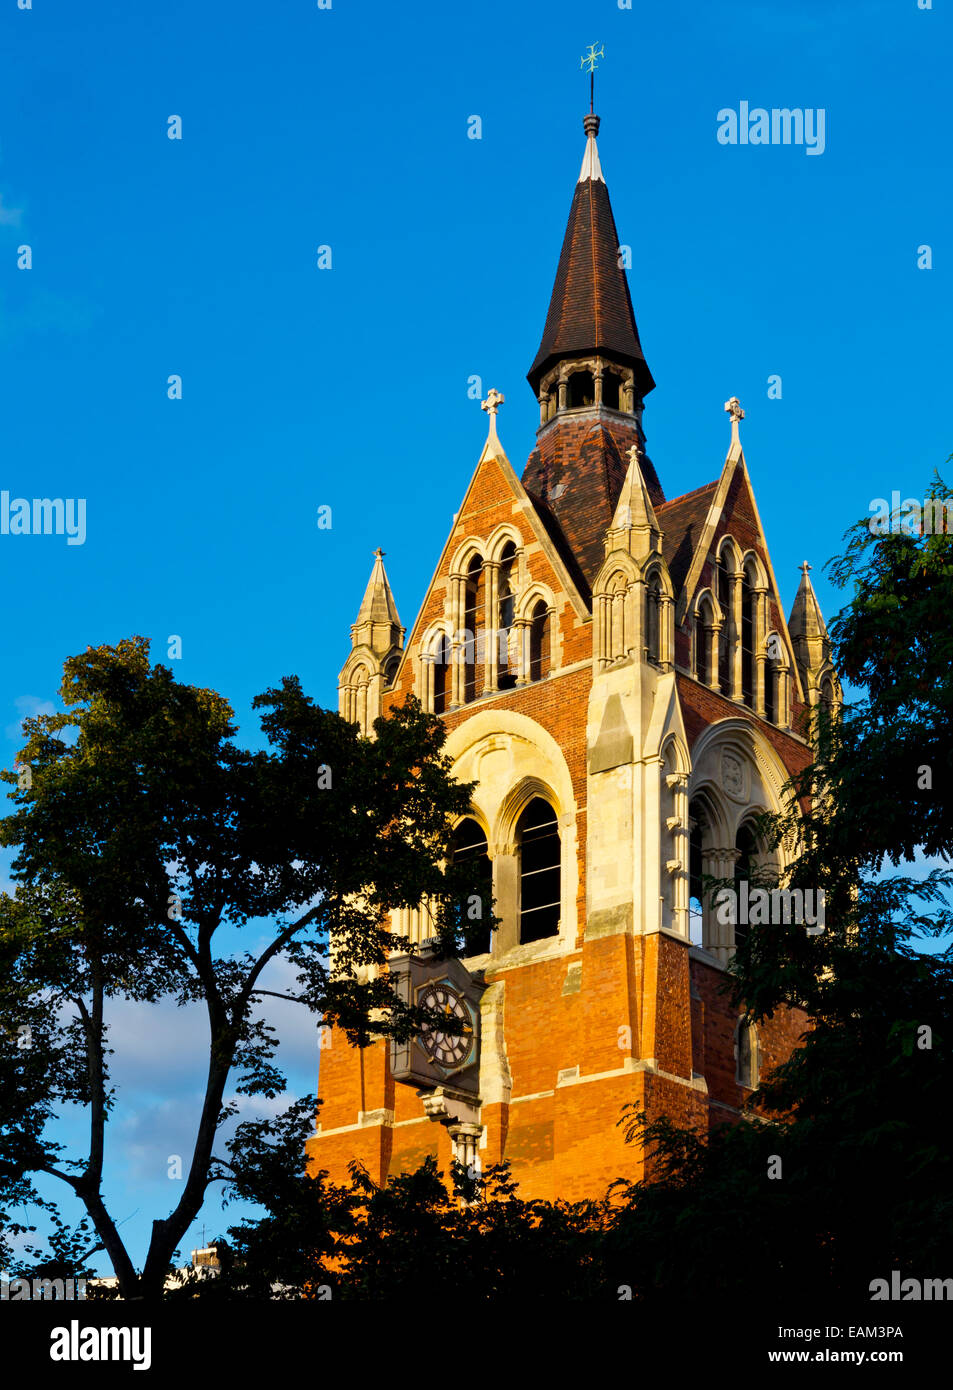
[522,112,665,591]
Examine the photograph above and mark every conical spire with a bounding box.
[605,443,662,560]
[350,548,403,656]
[527,112,654,400]
[788,561,830,688]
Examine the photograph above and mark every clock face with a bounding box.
[417,981,474,1070]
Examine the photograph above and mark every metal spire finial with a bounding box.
[580,42,604,113]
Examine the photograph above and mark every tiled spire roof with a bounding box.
[527,113,655,399]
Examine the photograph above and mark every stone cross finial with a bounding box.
[724,396,744,447]
[481,388,505,418]
[799,560,812,577]
[373,547,385,561]
[627,442,643,468]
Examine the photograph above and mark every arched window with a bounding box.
[432,634,451,714]
[605,571,628,661]
[696,596,715,685]
[497,542,517,691]
[717,556,731,696]
[819,673,835,717]
[517,798,561,943]
[734,823,758,951]
[567,370,595,409]
[463,555,485,703]
[602,372,620,410]
[736,1018,759,1089]
[351,665,369,728]
[741,568,755,708]
[529,601,551,681]
[645,573,662,665]
[688,805,707,946]
[764,644,778,723]
[452,817,493,956]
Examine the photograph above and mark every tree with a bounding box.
[174,1097,607,1302]
[0,637,489,1298]
[608,469,953,1299]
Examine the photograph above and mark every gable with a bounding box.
[384,437,591,707]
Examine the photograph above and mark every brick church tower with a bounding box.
[307,109,839,1202]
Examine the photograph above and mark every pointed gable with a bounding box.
[658,481,719,598]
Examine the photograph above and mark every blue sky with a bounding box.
[1,1,950,1275]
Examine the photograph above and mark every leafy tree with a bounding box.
[0,637,489,1298]
[608,469,953,1299]
[178,1097,607,1301]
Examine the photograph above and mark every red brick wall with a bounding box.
[308,442,812,1203]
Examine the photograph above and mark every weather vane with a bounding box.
[580,42,604,113]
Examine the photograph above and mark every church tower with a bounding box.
[307,106,829,1200]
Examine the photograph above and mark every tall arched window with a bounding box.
[688,804,707,946]
[497,542,517,691]
[764,645,777,723]
[351,665,369,728]
[602,372,621,410]
[736,1018,759,1089]
[452,817,492,956]
[529,601,551,681]
[734,823,758,951]
[517,798,561,943]
[463,555,485,703]
[741,568,755,708]
[717,557,731,696]
[819,673,835,718]
[432,634,450,714]
[696,596,715,686]
[645,573,661,665]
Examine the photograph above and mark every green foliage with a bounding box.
[180,1098,607,1301]
[0,638,491,1296]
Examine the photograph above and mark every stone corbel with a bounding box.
[419,1084,482,1130]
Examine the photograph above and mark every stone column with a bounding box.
[660,593,674,668]
[448,1122,483,1178]
[514,618,530,685]
[754,587,768,716]
[731,571,744,700]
